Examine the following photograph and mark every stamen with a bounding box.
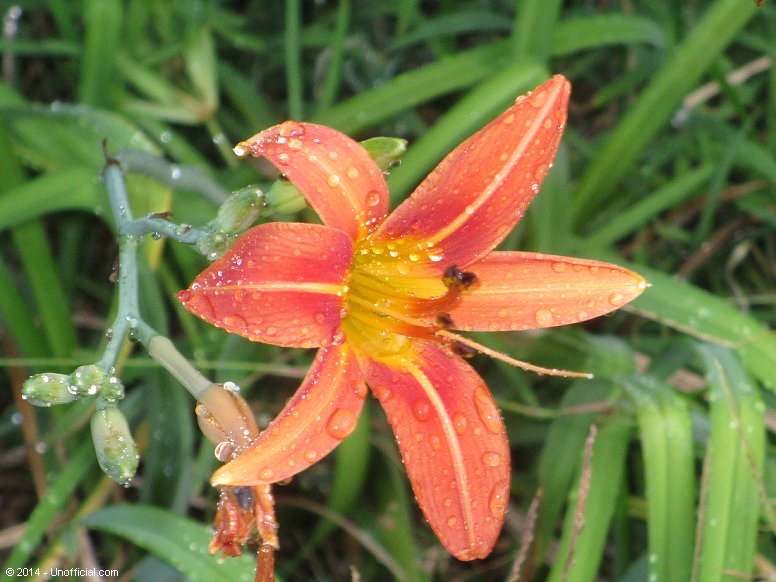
[435,329,593,379]
[442,265,479,290]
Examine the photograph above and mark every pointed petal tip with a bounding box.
[210,466,235,486]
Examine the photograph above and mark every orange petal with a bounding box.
[234,121,389,240]
[178,222,351,348]
[372,75,570,273]
[211,344,366,486]
[447,251,647,331]
[363,341,510,560]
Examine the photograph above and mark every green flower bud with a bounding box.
[101,376,126,403]
[216,186,267,233]
[360,137,408,173]
[22,373,76,406]
[195,230,235,261]
[265,179,308,215]
[91,406,139,485]
[70,364,106,397]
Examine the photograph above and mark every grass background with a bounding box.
[1,1,775,580]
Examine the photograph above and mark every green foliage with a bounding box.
[1,1,775,581]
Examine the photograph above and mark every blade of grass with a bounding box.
[80,504,257,582]
[694,344,765,582]
[547,414,633,581]
[78,0,123,107]
[285,0,304,120]
[512,0,563,60]
[314,40,512,133]
[622,375,695,582]
[573,0,758,227]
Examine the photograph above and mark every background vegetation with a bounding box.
[1,1,774,580]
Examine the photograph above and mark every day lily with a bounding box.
[178,75,646,560]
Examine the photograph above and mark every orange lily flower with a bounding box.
[178,75,646,560]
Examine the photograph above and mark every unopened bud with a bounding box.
[91,406,139,485]
[265,179,308,215]
[195,231,234,261]
[22,373,76,406]
[70,364,106,396]
[196,382,258,452]
[360,137,408,173]
[216,187,267,233]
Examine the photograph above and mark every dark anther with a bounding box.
[436,313,454,329]
[442,265,479,290]
[233,485,255,510]
[450,341,477,359]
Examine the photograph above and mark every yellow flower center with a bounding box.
[341,236,469,360]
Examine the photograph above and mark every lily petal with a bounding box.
[234,121,389,240]
[211,344,366,486]
[178,222,351,348]
[372,75,570,273]
[363,341,510,560]
[448,251,647,331]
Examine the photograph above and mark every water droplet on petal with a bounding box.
[482,451,502,467]
[473,386,503,435]
[503,113,515,125]
[412,399,431,421]
[259,467,275,481]
[327,174,341,187]
[446,516,458,528]
[534,309,554,326]
[366,190,381,207]
[288,138,303,150]
[265,326,277,336]
[551,262,567,273]
[277,153,289,165]
[326,408,357,440]
[346,167,360,179]
[488,480,509,517]
[608,292,625,306]
[303,450,319,463]
[528,89,549,108]
[452,412,468,435]
[374,386,393,402]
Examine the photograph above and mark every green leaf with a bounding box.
[80,504,257,582]
[574,0,758,227]
[621,375,695,582]
[694,344,765,582]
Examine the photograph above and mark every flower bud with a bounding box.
[70,364,106,396]
[360,137,408,173]
[22,373,76,407]
[265,179,308,215]
[91,406,139,485]
[216,186,267,233]
[196,231,234,261]
[196,382,258,452]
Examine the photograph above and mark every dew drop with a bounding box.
[528,89,549,108]
[473,386,503,434]
[488,480,509,517]
[446,516,458,528]
[503,113,515,125]
[214,441,234,462]
[326,407,357,440]
[374,386,393,402]
[288,138,303,150]
[259,467,275,481]
[534,309,554,326]
[327,174,341,187]
[366,190,381,206]
[430,434,441,450]
[452,412,469,435]
[412,399,432,422]
[608,292,625,306]
[346,167,360,179]
[551,262,567,273]
[222,314,248,333]
[481,451,502,467]
[265,326,277,336]
[277,153,290,165]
